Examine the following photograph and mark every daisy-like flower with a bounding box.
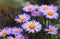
[31,10,41,17]
[0,28,11,37]
[23,4,36,12]
[15,13,30,23]
[45,25,58,34]
[38,5,49,13]
[49,4,58,11]
[44,10,59,19]
[22,20,42,33]
[11,27,23,35]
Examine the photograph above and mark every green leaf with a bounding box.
[55,24,60,28]
[57,0,60,3]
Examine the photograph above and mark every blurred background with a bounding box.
[0,0,60,39]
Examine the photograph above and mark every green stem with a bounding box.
[51,35,54,39]
[3,37,7,39]
[32,33,36,39]
[44,19,49,39]
[55,35,58,39]
[46,19,49,26]
[44,33,48,39]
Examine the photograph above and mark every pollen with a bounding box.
[34,11,38,14]
[20,17,26,21]
[43,6,48,10]
[14,29,19,33]
[28,6,32,10]
[49,28,54,32]
[29,24,35,29]
[48,11,53,16]
[2,31,7,35]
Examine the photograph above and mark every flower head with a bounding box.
[44,10,59,19]
[11,27,23,35]
[31,10,41,17]
[15,13,30,23]
[38,5,49,13]
[22,20,42,33]
[49,4,58,11]
[23,4,36,12]
[0,28,11,37]
[45,25,58,34]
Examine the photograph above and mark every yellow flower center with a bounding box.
[43,6,48,10]
[49,28,54,32]
[14,29,19,33]
[2,31,7,35]
[29,24,35,29]
[20,17,26,21]
[14,37,18,39]
[34,11,38,14]
[48,11,53,16]
[28,6,32,10]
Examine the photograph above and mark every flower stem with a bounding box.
[46,19,49,26]
[32,33,36,39]
[51,35,54,39]
[55,35,58,39]
[3,37,7,39]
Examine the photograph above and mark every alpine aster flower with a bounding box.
[0,28,11,37]
[31,10,41,17]
[45,10,59,19]
[22,20,42,33]
[11,27,23,35]
[23,4,36,12]
[38,5,49,13]
[45,25,58,34]
[15,13,30,23]
[49,4,58,11]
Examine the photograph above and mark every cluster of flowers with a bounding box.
[23,4,58,19]
[15,4,58,34]
[0,4,59,39]
[0,27,28,39]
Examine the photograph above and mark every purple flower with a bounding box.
[23,4,36,12]
[49,4,58,11]
[11,27,23,35]
[31,10,41,17]
[15,13,30,23]
[38,4,49,13]
[45,10,59,19]
[45,25,58,35]
[0,27,12,37]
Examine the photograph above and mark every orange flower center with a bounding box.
[20,17,26,21]
[14,37,18,39]
[14,29,19,33]
[34,11,38,14]
[29,24,35,29]
[2,31,7,35]
[28,6,32,10]
[43,6,48,10]
[48,11,53,16]
[49,28,54,32]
